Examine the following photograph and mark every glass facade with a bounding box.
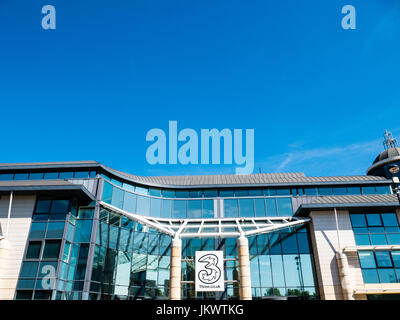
[350,213,400,246]
[11,166,396,300]
[358,251,400,284]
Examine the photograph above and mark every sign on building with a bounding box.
[195,251,224,292]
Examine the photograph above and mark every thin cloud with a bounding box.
[258,138,383,176]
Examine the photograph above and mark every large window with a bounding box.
[358,250,400,284]
[350,213,400,246]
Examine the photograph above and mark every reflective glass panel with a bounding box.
[239,199,254,217]
[224,199,238,218]
[173,200,187,219]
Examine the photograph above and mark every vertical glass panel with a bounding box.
[361,267,380,284]
[136,195,150,216]
[254,198,266,217]
[158,255,170,288]
[161,199,172,218]
[375,251,393,268]
[202,200,214,219]
[63,242,71,263]
[173,200,187,219]
[391,252,400,268]
[115,251,131,287]
[150,198,162,217]
[78,208,94,219]
[358,251,376,268]
[297,232,310,254]
[50,200,70,215]
[350,214,367,227]
[370,234,388,245]
[378,269,397,283]
[66,222,75,242]
[354,234,371,246]
[381,213,399,227]
[26,241,42,259]
[74,244,89,281]
[20,262,39,278]
[46,222,65,238]
[42,240,61,259]
[224,199,239,218]
[276,198,293,216]
[283,255,301,287]
[387,233,400,245]
[266,198,277,216]
[111,187,124,209]
[102,181,113,204]
[187,200,202,219]
[239,199,254,217]
[281,233,298,254]
[74,220,93,243]
[29,222,47,239]
[35,199,51,214]
[270,255,285,287]
[366,214,382,226]
[109,225,119,250]
[300,254,315,287]
[259,255,273,287]
[250,256,261,287]
[123,192,137,213]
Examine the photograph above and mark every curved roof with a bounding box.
[0,161,391,189]
[372,147,400,164]
[367,147,400,175]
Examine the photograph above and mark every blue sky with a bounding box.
[0,0,399,177]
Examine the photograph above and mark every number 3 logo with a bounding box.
[198,254,221,284]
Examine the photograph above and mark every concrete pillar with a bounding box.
[169,237,182,300]
[336,251,354,300]
[237,236,252,300]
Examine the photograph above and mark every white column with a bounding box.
[237,236,252,300]
[169,237,182,300]
[6,191,13,237]
[336,251,354,300]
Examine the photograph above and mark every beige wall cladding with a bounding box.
[0,194,36,300]
[309,209,357,300]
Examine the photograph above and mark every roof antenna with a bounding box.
[383,129,399,150]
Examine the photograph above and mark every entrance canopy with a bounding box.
[100,201,310,239]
